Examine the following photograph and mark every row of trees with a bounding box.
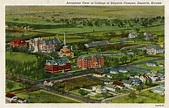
[8,16,164,29]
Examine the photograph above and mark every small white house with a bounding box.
[6,93,18,103]
[128,32,138,39]
[17,98,27,103]
[110,68,119,74]
[43,80,54,86]
[146,62,157,67]
[92,85,107,93]
[104,84,119,92]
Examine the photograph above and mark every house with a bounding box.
[150,87,165,95]
[143,32,152,40]
[77,55,104,69]
[104,84,119,92]
[122,80,132,88]
[134,73,141,78]
[112,81,125,89]
[28,37,62,53]
[17,98,27,103]
[80,88,92,92]
[140,74,152,84]
[58,33,74,57]
[104,73,113,78]
[6,93,18,103]
[118,67,128,73]
[146,62,158,67]
[45,59,71,73]
[10,39,26,48]
[146,45,164,55]
[128,32,137,38]
[149,76,160,83]
[93,72,104,77]
[92,85,107,93]
[84,41,109,48]
[43,80,54,86]
[109,68,119,74]
[129,78,142,86]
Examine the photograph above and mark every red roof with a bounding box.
[6,93,15,98]
[94,72,103,75]
[143,74,149,78]
[10,39,26,44]
[18,97,26,101]
[113,81,124,87]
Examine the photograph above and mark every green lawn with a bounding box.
[6,52,37,63]
[111,91,164,103]
[16,90,82,103]
[135,64,164,72]
[6,80,23,92]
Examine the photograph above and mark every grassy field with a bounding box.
[6,52,37,63]
[6,6,164,20]
[135,64,164,72]
[111,91,164,103]
[16,90,82,103]
[6,80,23,92]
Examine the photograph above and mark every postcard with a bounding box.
[0,0,168,108]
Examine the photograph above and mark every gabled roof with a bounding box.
[18,97,26,101]
[113,81,124,87]
[78,55,103,60]
[46,59,69,66]
[44,38,61,45]
[129,78,142,83]
[30,38,61,45]
[147,45,163,50]
[6,93,16,98]
[94,72,103,75]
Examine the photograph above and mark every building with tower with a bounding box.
[58,33,74,57]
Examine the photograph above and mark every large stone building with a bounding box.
[45,59,71,73]
[77,55,104,69]
[28,37,62,53]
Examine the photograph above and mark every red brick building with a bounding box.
[10,39,26,48]
[77,55,104,69]
[45,59,71,73]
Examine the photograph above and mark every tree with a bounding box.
[128,91,137,103]
[78,89,88,96]
[136,85,143,94]
[7,82,14,92]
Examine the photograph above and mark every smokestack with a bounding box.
[64,32,66,46]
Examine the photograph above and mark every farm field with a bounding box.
[16,90,82,103]
[6,6,164,20]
